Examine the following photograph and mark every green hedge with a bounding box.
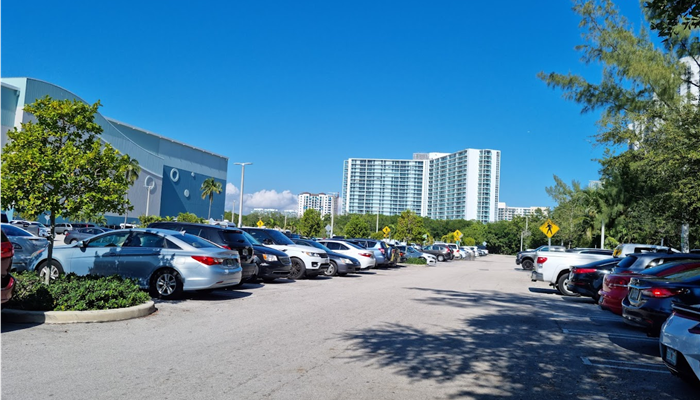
[6,272,151,311]
[404,257,427,265]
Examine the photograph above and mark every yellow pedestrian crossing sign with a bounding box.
[382,226,390,237]
[539,219,559,238]
[256,219,264,228]
[454,230,463,239]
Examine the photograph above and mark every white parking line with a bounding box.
[581,357,669,373]
[545,313,622,322]
[562,328,659,342]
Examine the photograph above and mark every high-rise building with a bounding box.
[497,202,548,221]
[342,149,501,223]
[297,193,337,217]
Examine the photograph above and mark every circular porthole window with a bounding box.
[170,168,180,182]
[184,189,190,197]
[144,176,156,191]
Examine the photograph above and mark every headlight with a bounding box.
[340,258,352,264]
[303,251,321,257]
[262,254,278,262]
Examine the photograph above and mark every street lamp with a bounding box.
[234,162,252,227]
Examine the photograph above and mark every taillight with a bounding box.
[380,248,385,254]
[1,242,13,258]
[606,276,629,288]
[572,267,597,274]
[221,245,231,250]
[359,252,372,258]
[641,288,684,298]
[537,257,547,264]
[191,256,224,265]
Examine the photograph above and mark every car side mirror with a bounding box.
[78,240,88,248]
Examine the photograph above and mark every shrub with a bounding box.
[404,257,427,265]
[6,272,151,311]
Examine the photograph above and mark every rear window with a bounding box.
[221,230,250,245]
[172,233,219,249]
[616,255,638,270]
[1,224,33,237]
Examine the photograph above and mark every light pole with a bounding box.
[234,162,252,227]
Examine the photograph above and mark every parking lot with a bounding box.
[1,255,696,399]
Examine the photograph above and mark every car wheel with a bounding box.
[522,259,534,270]
[325,261,338,276]
[150,268,184,300]
[557,273,579,297]
[438,255,445,262]
[288,258,306,280]
[37,260,63,281]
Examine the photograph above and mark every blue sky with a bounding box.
[2,0,646,213]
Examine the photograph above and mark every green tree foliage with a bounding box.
[298,209,324,237]
[540,0,700,245]
[1,96,133,283]
[200,177,223,219]
[177,212,203,223]
[485,220,523,255]
[344,215,371,238]
[394,210,427,243]
[123,155,141,225]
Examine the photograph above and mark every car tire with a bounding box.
[522,259,534,270]
[557,273,579,297]
[438,255,445,262]
[36,260,63,281]
[325,261,338,276]
[288,258,306,280]
[150,268,184,300]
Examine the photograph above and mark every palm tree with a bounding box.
[201,177,223,219]
[123,156,141,226]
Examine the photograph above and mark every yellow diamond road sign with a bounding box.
[382,226,391,235]
[454,230,463,239]
[256,219,264,228]
[539,219,559,238]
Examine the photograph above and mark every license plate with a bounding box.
[665,347,677,366]
[629,288,640,301]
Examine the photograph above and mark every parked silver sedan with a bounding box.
[0,223,49,272]
[29,228,242,300]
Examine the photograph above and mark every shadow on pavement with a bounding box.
[339,288,696,399]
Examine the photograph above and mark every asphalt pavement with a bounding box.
[1,255,696,399]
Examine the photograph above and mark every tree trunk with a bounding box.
[45,213,56,285]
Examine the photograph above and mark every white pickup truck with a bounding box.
[530,248,613,296]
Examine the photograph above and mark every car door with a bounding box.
[117,232,167,288]
[70,231,130,276]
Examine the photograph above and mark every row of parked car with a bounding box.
[0,221,471,305]
[519,243,700,386]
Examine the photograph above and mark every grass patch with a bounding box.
[6,271,151,311]
[404,257,427,265]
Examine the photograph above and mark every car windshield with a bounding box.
[302,240,331,252]
[171,232,219,249]
[241,230,262,246]
[1,224,33,237]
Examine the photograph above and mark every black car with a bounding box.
[622,263,700,335]
[567,258,619,301]
[422,244,453,261]
[148,222,257,282]
[240,230,293,282]
[292,238,359,276]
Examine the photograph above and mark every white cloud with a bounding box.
[225,184,298,214]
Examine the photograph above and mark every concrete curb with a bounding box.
[1,301,156,324]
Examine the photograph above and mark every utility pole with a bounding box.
[234,162,252,227]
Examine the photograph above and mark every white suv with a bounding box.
[241,228,329,279]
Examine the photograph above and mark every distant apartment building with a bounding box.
[297,192,338,217]
[497,202,549,221]
[342,149,501,223]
